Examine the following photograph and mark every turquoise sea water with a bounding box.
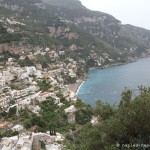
[77,57,150,106]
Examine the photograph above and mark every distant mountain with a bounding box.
[0,0,150,66]
[43,0,85,9]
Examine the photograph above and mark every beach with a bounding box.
[68,80,84,95]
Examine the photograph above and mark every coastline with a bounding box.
[75,81,85,95]
[68,80,85,95]
[68,56,150,96]
[96,56,150,70]
[90,60,136,71]
[68,60,136,94]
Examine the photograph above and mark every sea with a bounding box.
[77,57,150,106]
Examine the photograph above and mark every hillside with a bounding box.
[0,0,150,67]
[43,0,85,9]
[1,1,150,149]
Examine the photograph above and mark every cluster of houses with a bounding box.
[0,66,41,109]
[0,57,78,110]
[0,130,64,150]
[0,43,102,149]
[0,47,83,149]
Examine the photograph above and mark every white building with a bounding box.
[64,105,77,123]
[11,124,24,132]
[0,80,5,86]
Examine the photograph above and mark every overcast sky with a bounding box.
[80,0,150,30]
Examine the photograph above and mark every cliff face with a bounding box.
[44,0,150,54]
[0,3,22,11]
[43,0,85,9]
[47,26,79,39]
[0,0,150,66]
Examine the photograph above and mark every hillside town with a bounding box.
[0,47,87,150]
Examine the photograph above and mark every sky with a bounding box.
[80,0,150,30]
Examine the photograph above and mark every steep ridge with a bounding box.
[0,0,150,66]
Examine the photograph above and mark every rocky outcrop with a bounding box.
[64,32,79,40]
[68,44,82,51]
[7,18,25,26]
[0,2,23,11]
[48,26,79,39]
[32,2,46,9]
[74,16,106,23]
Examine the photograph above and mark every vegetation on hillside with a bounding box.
[70,87,150,150]
[1,0,150,67]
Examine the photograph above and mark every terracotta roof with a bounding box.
[42,74,49,78]
[39,92,49,97]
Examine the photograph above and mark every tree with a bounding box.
[24,119,32,129]
[8,106,17,118]
[0,24,7,34]
[9,99,15,106]
[94,100,116,120]
[76,87,150,150]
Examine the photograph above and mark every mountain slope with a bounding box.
[43,0,150,58]
[0,0,150,66]
[43,0,85,9]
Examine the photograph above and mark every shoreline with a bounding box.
[88,60,137,71]
[95,56,150,70]
[69,61,136,94]
[68,80,85,95]
[68,56,150,96]
[75,81,85,95]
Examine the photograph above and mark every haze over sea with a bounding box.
[77,57,150,106]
